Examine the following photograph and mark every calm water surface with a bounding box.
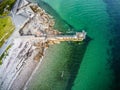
[27,0,120,90]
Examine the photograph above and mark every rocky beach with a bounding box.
[0,0,61,89]
[0,0,86,90]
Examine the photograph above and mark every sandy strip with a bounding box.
[23,48,47,90]
[0,38,44,90]
[7,41,46,90]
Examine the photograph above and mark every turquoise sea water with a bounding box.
[28,0,120,90]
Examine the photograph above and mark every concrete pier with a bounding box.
[0,1,86,90]
[17,30,86,45]
[14,1,86,45]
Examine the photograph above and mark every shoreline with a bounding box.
[23,48,47,90]
[0,0,59,89]
[0,0,86,89]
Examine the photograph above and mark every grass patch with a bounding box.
[0,45,11,65]
[0,0,15,64]
[0,0,16,15]
[0,16,15,47]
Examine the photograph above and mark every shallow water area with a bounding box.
[26,43,72,90]
[27,0,120,90]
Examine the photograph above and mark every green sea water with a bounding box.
[27,0,116,90]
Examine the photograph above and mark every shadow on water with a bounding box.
[66,36,92,90]
[103,0,120,89]
[36,1,92,90]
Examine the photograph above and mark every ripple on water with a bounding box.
[28,0,114,90]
